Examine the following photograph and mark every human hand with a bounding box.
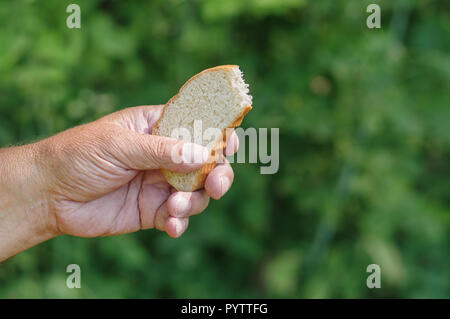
[38,105,239,239]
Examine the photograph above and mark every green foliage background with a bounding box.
[0,0,449,298]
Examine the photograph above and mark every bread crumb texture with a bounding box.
[154,65,253,191]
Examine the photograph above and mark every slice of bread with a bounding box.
[153,65,253,192]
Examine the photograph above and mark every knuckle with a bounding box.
[156,137,169,157]
[150,137,169,164]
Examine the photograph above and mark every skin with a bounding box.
[0,105,239,261]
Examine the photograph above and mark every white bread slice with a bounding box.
[152,65,253,192]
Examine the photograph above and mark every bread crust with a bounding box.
[187,104,252,191]
[153,65,252,192]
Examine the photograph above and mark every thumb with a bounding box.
[107,128,210,173]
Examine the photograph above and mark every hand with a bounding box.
[0,105,239,260]
[42,105,239,238]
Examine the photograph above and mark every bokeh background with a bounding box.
[0,0,449,298]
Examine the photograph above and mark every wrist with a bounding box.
[0,141,58,260]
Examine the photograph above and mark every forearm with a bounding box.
[0,142,56,261]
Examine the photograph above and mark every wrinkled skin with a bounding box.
[0,105,239,260]
[43,105,239,238]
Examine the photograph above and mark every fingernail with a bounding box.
[175,219,184,237]
[220,176,231,196]
[170,217,188,238]
[173,194,191,217]
[182,143,209,164]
